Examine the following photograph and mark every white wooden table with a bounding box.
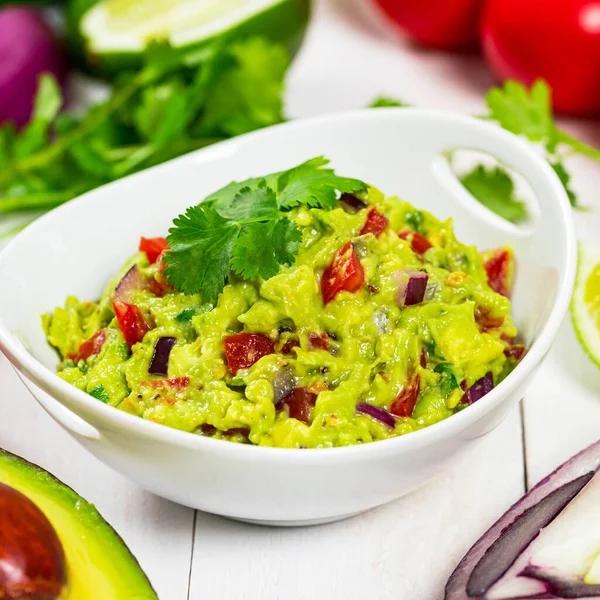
[2,1,600,598]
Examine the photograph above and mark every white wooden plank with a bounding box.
[0,353,195,599]
[189,412,524,600]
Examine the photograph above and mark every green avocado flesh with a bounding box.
[68,0,310,77]
[0,450,157,599]
[44,186,521,449]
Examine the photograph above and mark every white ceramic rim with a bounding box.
[0,108,578,462]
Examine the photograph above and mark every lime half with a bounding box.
[70,0,310,77]
[571,242,600,368]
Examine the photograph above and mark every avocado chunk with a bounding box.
[67,0,311,78]
[0,449,157,599]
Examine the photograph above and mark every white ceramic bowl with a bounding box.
[0,110,576,526]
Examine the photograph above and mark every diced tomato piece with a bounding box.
[390,376,421,418]
[398,229,432,255]
[139,237,168,264]
[281,339,300,354]
[68,329,106,362]
[223,332,274,375]
[321,241,366,304]
[482,247,514,297]
[475,307,505,331]
[505,344,526,361]
[308,332,330,351]
[360,208,389,238]
[113,301,151,348]
[140,377,190,390]
[150,248,173,296]
[279,387,317,425]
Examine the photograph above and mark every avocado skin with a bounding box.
[66,0,311,79]
[0,449,157,600]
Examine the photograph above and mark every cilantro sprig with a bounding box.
[164,157,366,301]
[0,38,289,217]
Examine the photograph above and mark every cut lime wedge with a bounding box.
[571,242,600,368]
[71,0,310,77]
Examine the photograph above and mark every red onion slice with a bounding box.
[462,372,494,405]
[340,193,368,212]
[394,270,429,307]
[148,337,176,376]
[356,402,396,428]
[445,440,600,600]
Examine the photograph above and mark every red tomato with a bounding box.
[223,332,274,375]
[321,242,366,304]
[308,332,330,351]
[390,376,421,418]
[279,388,317,424]
[68,329,106,362]
[481,0,600,116]
[112,301,151,348]
[373,0,484,51]
[398,229,433,255]
[139,237,168,264]
[481,247,514,297]
[359,208,389,238]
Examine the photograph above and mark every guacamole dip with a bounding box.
[43,181,524,448]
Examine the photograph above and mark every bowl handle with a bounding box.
[17,373,102,441]
[425,114,570,238]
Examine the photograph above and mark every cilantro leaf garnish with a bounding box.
[460,165,528,223]
[164,157,365,301]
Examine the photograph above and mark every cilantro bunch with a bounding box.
[164,157,366,301]
[0,38,289,221]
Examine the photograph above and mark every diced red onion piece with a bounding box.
[394,270,429,307]
[356,402,396,428]
[462,372,494,405]
[113,264,147,303]
[148,337,176,376]
[340,193,368,212]
[272,366,296,404]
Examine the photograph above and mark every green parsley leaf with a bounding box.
[277,157,367,210]
[550,161,578,207]
[165,204,238,302]
[369,96,408,108]
[89,384,110,403]
[215,186,279,221]
[231,218,302,280]
[460,165,528,224]
[485,79,556,146]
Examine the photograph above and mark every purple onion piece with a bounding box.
[272,366,296,404]
[462,372,494,405]
[148,337,176,376]
[467,473,594,597]
[394,270,429,307]
[340,193,368,213]
[113,264,147,303]
[445,440,600,600]
[356,402,396,428]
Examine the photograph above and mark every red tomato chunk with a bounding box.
[482,247,513,297]
[112,301,151,348]
[390,376,421,418]
[321,242,365,304]
[398,229,432,255]
[279,388,317,425]
[360,208,389,238]
[223,333,274,375]
[139,237,168,264]
[68,329,106,362]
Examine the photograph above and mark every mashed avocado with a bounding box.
[43,186,523,448]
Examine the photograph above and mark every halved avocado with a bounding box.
[0,449,157,599]
[67,0,311,78]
